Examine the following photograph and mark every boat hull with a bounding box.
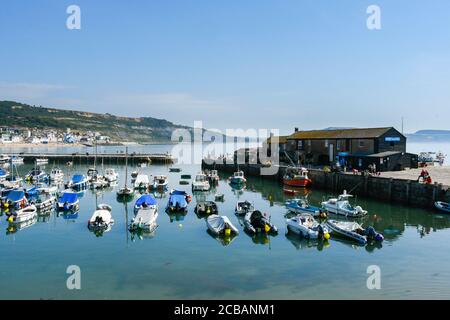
[283,178,312,188]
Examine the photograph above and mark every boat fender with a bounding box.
[7,216,14,223]
[375,233,384,242]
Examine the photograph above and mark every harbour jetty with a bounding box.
[202,161,450,210]
[12,152,175,164]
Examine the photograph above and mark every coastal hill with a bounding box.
[0,100,192,143]
[406,130,450,142]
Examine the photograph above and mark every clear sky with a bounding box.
[1,0,449,134]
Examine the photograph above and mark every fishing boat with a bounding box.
[104,168,119,182]
[321,191,367,217]
[50,168,64,182]
[7,205,37,224]
[192,173,210,191]
[195,201,218,216]
[57,191,79,211]
[31,194,57,212]
[134,174,150,190]
[150,175,169,191]
[283,167,312,188]
[207,170,220,185]
[166,190,189,212]
[67,174,89,190]
[244,210,277,234]
[134,194,157,212]
[285,198,326,218]
[235,200,254,215]
[435,201,450,213]
[0,168,9,181]
[229,171,246,185]
[286,213,330,240]
[0,154,11,164]
[4,190,28,210]
[25,168,48,182]
[206,215,239,236]
[88,204,114,231]
[326,220,384,245]
[130,196,158,231]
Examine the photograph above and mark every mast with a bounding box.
[124,147,128,188]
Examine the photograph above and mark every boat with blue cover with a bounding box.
[57,191,79,211]
[166,190,190,212]
[325,220,384,245]
[68,174,88,190]
[286,198,326,218]
[3,190,28,210]
[134,194,157,212]
[131,194,158,231]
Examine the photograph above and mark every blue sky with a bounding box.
[0,0,449,134]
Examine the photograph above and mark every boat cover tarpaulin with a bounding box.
[71,175,85,183]
[169,194,187,207]
[135,194,157,207]
[7,190,25,202]
[0,169,8,176]
[59,192,78,204]
[171,190,187,196]
[207,215,239,235]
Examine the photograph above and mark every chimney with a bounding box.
[294,127,299,132]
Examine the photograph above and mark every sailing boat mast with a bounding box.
[124,147,128,189]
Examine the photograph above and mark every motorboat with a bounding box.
[104,168,119,182]
[150,175,169,190]
[68,174,89,190]
[243,210,278,234]
[3,190,28,210]
[10,156,24,164]
[285,198,326,218]
[134,174,150,190]
[88,204,114,231]
[435,201,450,213]
[206,215,239,236]
[229,171,246,185]
[50,168,64,182]
[134,194,157,212]
[130,198,158,231]
[283,167,312,188]
[90,175,109,189]
[207,170,220,185]
[235,200,254,215]
[35,183,58,195]
[286,213,330,240]
[418,152,435,163]
[57,191,79,211]
[25,168,49,182]
[131,170,139,180]
[195,201,218,216]
[87,168,99,182]
[321,191,367,217]
[0,154,11,164]
[326,220,384,245]
[30,194,57,212]
[7,205,37,224]
[166,190,189,212]
[192,173,210,191]
[36,158,48,164]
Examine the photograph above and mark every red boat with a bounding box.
[283,167,312,188]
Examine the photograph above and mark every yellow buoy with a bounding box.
[4,203,9,209]
[224,228,231,237]
[8,216,14,223]
[324,232,331,240]
[264,224,271,233]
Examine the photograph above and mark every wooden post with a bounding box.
[406,180,411,204]
[364,175,369,196]
[388,178,393,202]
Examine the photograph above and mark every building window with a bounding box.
[324,140,329,148]
[298,140,304,150]
[308,140,311,147]
[359,140,365,148]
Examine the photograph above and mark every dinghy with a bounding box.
[435,201,450,213]
[321,191,367,217]
[166,190,190,212]
[326,220,384,245]
[235,200,254,215]
[7,205,37,224]
[195,201,218,216]
[88,204,114,231]
[286,198,326,218]
[134,194,157,212]
[286,213,330,240]
[104,168,119,182]
[57,191,79,211]
[243,210,278,234]
[206,215,239,236]
[130,201,158,231]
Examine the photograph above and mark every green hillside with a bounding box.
[0,100,190,142]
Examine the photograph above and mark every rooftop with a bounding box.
[287,127,399,140]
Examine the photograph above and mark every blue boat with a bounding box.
[57,192,79,211]
[4,190,28,210]
[285,198,326,218]
[134,194,157,212]
[166,190,189,212]
[0,168,9,180]
[68,174,88,190]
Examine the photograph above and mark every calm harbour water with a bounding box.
[1,143,450,300]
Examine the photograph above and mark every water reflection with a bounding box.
[206,229,237,247]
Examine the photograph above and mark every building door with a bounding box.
[329,144,334,163]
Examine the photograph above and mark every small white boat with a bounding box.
[87,168,99,182]
[134,174,150,189]
[50,168,64,182]
[131,171,139,180]
[286,213,330,240]
[435,201,450,213]
[36,158,49,165]
[235,200,254,215]
[150,175,168,190]
[117,186,133,197]
[229,171,246,185]
[104,168,119,182]
[244,210,277,234]
[25,168,48,182]
[90,175,109,189]
[195,201,218,216]
[88,204,114,231]
[192,173,210,191]
[321,191,367,217]
[206,215,239,236]
[8,205,37,224]
[0,154,11,164]
[130,203,158,231]
[10,156,24,164]
[207,170,220,184]
[326,220,384,245]
[32,194,57,212]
